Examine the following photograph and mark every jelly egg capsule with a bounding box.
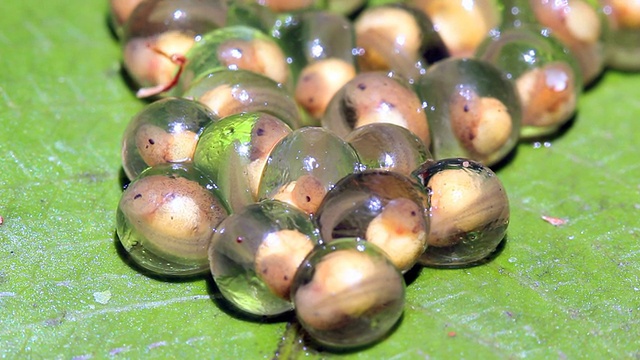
[292,238,405,348]
[116,164,229,276]
[209,200,319,316]
[259,0,315,12]
[123,30,195,90]
[475,26,582,137]
[109,0,145,36]
[354,4,448,80]
[121,0,227,90]
[258,127,360,215]
[346,123,432,177]
[322,0,365,15]
[295,58,356,119]
[449,86,514,159]
[121,97,217,180]
[193,112,291,212]
[176,26,291,94]
[322,72,430,147]
[411,0,500,57]
[602,0,640,70]
[415,58,521,166]
[529,0,605,85]
[515,62,578,129]
[315,170,429,273]
[412,158,509,267]
[183,70,303,129]
[271,174,327,215]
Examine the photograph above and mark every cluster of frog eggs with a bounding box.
[111,0,640,350]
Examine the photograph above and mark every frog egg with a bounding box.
[116,163,229,276]
[476,26,582,137]
[291,238,405,349]
[173,25,291,94]
[315,170,429,273]
[322,72,430,147]
[272,10,356,80]
[527,0,607,85]
[193,112,292,212]
[411,0,501,57]
[121,0,227,91]
[209,199,319,316]
[415,58,521,166]
[322,0,365,15]
[295,58,357,120]
[258,127,360,215]
[254,0,316,12]
[353,3,448,82]
[109,0,145,37]
[602,0,640,70]
[271,10,357,120]
[345,123,432,177]
[121,97,217,180]
[182,70,303,129]
[412,158,509,267]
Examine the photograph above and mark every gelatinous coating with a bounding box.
[415,58,521,166]
[354,4,447,81]
[411,0,500,57]
[121,0,227,88]
[209,200,319,316]
[258,0,315,12]
[109,0,145,35]
[315,170,429,272]
[346,123,432,177]
[116,164,229,276]
[123,30,195,89]
[295,58,357,119]
[182,70,303,129]
[258,127,361,215]
[322,72,430,147]
[412,158,509,267]
[121,97,217,180]
[602,0,640,70]
[193,112,291,212]
[476,27,582,137]
[449,87,513,157]
[292,238,405,348]
[271,10,356,80]
[175,26,291,94]
[528,0,606,84]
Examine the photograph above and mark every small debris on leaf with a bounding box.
[541,215,568,226]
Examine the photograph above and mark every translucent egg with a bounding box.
[193,112,292,212]
[354,3,448,82]
[121,0,227,90]
[209,199,319,316]
[414,57,521,166]
[273,10,357,120]
[121,97,217,180]
[174,25,292,94]
[116,163,229,276]
[315,170,429,272]
[412,158,509,267]
[322,72,430,147]
[411,0,501,57]
[291,238,405,349]
[602,0,640,70]
[346,123,432,177]
[504,0,607,85]
[476,26,582,137]
[258,127,360,215]
[181,69,303,129]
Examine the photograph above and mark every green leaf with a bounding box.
[1,1,638,359]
